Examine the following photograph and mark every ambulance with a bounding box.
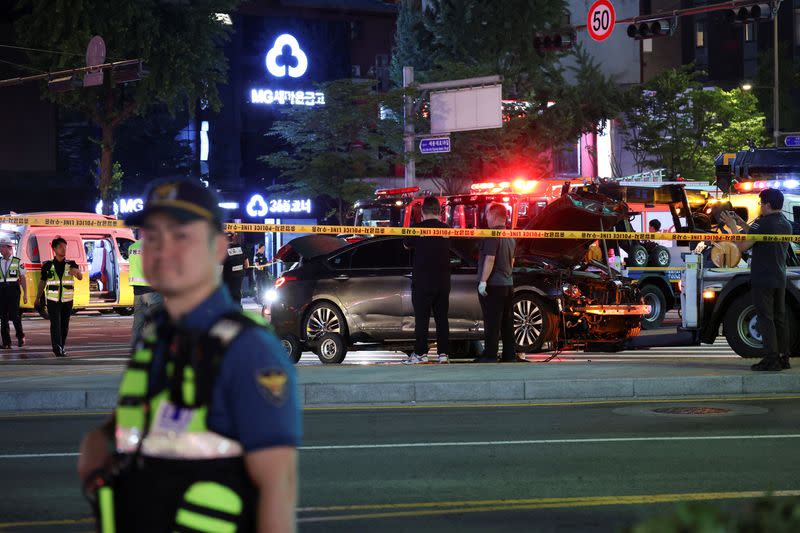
[444,178,559,229]
[352,187,444,228]
[0,212,136,314]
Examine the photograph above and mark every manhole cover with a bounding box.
[652,407,731,415]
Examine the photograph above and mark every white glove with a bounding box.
[478,281,487,297]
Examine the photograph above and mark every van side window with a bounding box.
[27,237,40,263]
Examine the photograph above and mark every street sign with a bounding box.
[84,36,106,88]
[587,0,616,42]
[785,135,800,148]
[419,136,451,154]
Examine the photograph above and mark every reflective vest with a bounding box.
[97,311,271,533]
[1,257,21,284]
[127,241,148,287]
[44,261,75,302]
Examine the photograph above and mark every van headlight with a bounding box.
[264,289,278,303]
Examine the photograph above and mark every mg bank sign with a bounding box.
[95,198,143,216]
[249,33,325,107]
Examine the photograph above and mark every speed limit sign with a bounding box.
[587,0,616,42]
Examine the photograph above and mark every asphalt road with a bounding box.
[1,397,799,532]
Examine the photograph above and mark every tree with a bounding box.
[391,0,626,187]
[15,0,237,212]
[260,80,403,224]
[619,67,768,181]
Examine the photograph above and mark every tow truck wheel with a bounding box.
[723,296,763,358]
[640,285,666,329]
[313,332,347,364]
[280,334,302,364]
[627,244,649,267]
[513,293,556,353]
[648,245,671,267]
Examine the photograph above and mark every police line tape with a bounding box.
[1,215,799,243]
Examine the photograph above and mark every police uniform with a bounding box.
[222,240,246,303]
[41,257,78,357]
[88,178,301,532]
[97,287,299,532]
[0,244,26,348]
[252,248,270,302]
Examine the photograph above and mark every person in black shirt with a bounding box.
[722,188,793,371]
[402,196,450,364]
[222,233,249,306]
[35,237,83,357]
[252,242,271,304]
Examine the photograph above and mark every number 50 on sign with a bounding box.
[587,0,616,42]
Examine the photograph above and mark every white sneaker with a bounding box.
[437,354,449,364]
[402,353,428,364]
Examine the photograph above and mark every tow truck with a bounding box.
[627,148,800,357]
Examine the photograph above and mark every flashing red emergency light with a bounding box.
[375,186,419,197]
[470,179,538,194]
[733,179,800,193]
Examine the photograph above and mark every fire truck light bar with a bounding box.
[375,186,420,196]
[470,179,538,194]
[733,179,800,193]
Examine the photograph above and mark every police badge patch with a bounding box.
[256,369,288,403]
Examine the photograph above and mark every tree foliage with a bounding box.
[619,67,768,181]
[391,0,626,190]
[14,0,237,211]
[260,80,403,223]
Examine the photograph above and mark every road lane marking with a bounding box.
[0,517,94,528]
[4,433,800,459]
[296,489,800,523]
[300,433,800,450]
[304,394,800,411]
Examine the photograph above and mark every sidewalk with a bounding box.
[0,358,798,411]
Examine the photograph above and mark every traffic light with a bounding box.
[729,3,773,22]
[533,30,576,52]
[626,19,674,40]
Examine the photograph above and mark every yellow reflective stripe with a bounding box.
[116,405,145,430]
[132,348,152,363]
[182,367,195,405]
[183,482,243,515]
[98,486,116,533]
[174,508,236,533]
[118,369,148,396]
[242,310,268,326]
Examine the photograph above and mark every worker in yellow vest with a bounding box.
[128,239,162,343]
[35,237,83,357]
[0,238,27,349]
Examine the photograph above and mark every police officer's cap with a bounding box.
[0,238,13,247]
[126,179,224,231]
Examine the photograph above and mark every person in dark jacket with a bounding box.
[721,188,793,371]
[402,196,450,364]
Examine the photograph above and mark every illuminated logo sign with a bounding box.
[266,34,308,78]
[245,194,312,218]
[249,33,324,107]
[95,198,143,216]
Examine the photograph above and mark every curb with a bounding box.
[3,373,799,411]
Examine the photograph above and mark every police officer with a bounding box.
[252,242,270,304]
[77,179,300,532]
[223,233,249,306]
[0,238,27,349]
[128,238,162,344]
[35,237,82,357]
[722,188,793,371]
